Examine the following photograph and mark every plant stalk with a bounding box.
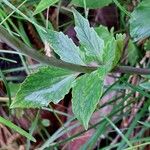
[0,25,150,75]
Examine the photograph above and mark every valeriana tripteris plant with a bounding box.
[10,9,125,129]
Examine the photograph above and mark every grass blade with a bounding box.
[0,116,36,142]
[105,116,133,148]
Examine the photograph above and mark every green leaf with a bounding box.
[114,33,125,66]
[102,36,116,70]
[95,25,124,69]
[127,40,139,66]
[39,29,85,65]
[11,66,77,108]
[142,75,150,79]
[73,9,104,63]
[138,121,150,128]
[71,0,112,9]
[129,0,150,41]
[34,0,59,15]
[144,39,150,51]
[72,70,104,129]
[140,81,150,91]
[95,25,113,43]
[8,83,20,97]
[0,116,36,142]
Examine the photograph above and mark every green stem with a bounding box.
[0,25,150,75]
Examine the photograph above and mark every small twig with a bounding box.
[113,66,150,75]
[0,97,11,102]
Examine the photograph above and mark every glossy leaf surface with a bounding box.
[40,29,85,65]
[72,70,104,129]
[73,9,104,63]
[129,0,150,41]
[11,66,77,108]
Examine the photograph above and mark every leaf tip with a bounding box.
[83,122,89,130]
[72,8,80,18]
[31,137,37,143]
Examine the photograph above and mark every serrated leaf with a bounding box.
[73,9,104,63]
[72,70,104,129]
[11,66,77,108]
[95,25,124,69]
[129,0,150,41]
[95,25,113,43]
[40,29,85,65]
[95,26,116,68]
[71,0,112,9]
[34,0,59,15]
